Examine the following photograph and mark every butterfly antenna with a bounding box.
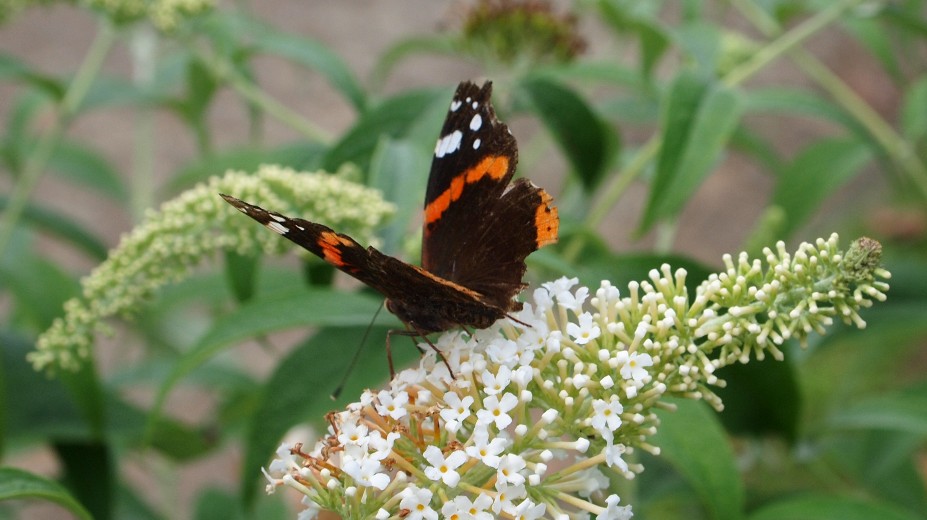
[331,300,385,400]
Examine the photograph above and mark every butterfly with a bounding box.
[221,81,559,376]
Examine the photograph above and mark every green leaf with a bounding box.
[48,138,129,200]
[0,197,108,260]
[714,357,801,442]
[653,399,744,520]
[0,53,64,98]
[842,17,901,80]
[323,88,447,174]
[368,137,430,255]
[223,250,259,302]
[828,384,927,435]
[55,442,113,520]
[372,34,458,87]
[640,74,743,233]
[0,252,79,331]
[743,88,862,135]
[217,13,364,112]
[517,76,617,191]
[240,326,419,505]
[747,495,922,520]
[901,75,927,141]
[0,467,93,520]
[771,137,872,237]
[148,289,396,440]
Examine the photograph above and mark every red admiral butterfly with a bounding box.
[221,81,559,376]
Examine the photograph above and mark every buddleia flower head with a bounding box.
[30,164,394,373]
[262,235,889,519]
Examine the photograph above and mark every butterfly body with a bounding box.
[222,81,558,351]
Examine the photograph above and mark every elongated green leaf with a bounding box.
[828,384,927,435]
[372,34,458,87]
[48,139,128,200]
[747,495,921,520]
[323,88,447,173]
[55,442,113,520]
[771,137,872,237]
[518,77,616,191]
[0,253,79,331]
[240,326,419,505]
[743,88,862,135]
[0,53,64,98]
[714,357,800,442]
[0,467,93,520]
[205,11,366,112]
[641,74,743,233]
[148,289,397,440]
[368,137,430,255]
[653,399,744,520]
[0,196,107,260]
[901,75,927,141]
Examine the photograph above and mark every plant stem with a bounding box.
[732,0,927,201]
[130,25,157,222]
[200,50,332,144]
[0,20,118,257]
[565,0,861,264]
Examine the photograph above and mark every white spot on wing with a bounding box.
[471,101,478,110]
[434,130,463,158]
[266,221,289,235]
[470,114,482,131]
[473,138,481,150]
[450,100,462,112]
[270,214,286,222]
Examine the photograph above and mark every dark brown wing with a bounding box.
[221,194,504,331]
[421,81,559,309]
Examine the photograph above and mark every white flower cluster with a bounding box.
[262,235,889,519]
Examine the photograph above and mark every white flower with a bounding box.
[604,440,629,473]
[491,483,526,514]
[620,352,653,381]
[512,498,547,520]
[597,494,633,520]
[558,284,589,312]
[422,445,468,487]
[337,422,368,448]
[368,430,400,461]
[590,398,623,434]
[482,365,512,395]
[440,392,474,432]
[341,456,390,490]
[477,392,519,429]
[497,453,527,486]
[399,485,438,520]
[465,430,508,468]
[375,390,409,420]
[567,312,601,345]
[440,493,494,520]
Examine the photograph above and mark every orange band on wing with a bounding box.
[534,190,559,247]
[424,155,510,226]
[319,231,353,266]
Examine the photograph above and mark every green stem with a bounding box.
[130,25,157,222]
[200,50,332,144]
[565,1,860,264]
[732,0,927,201]
[0,20,118,256]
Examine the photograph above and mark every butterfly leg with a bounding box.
[385,327,456,380]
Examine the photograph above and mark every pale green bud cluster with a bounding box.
[29,164,395,372]
[82,0,212,31]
